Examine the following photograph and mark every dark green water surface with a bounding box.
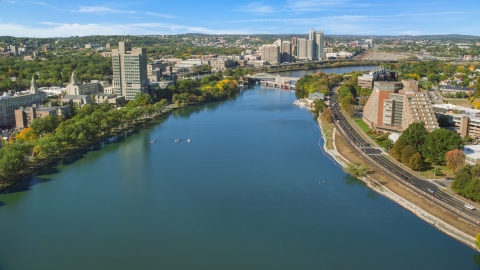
[1,67,479,269]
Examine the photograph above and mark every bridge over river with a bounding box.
[247,73,301,89]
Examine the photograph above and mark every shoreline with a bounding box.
[316,115,479,250]
[0,104,183,193]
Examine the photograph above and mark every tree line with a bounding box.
[0,53,112,92]
[389,122,464,173]
[0,71,242,187]
[0,96,170,186]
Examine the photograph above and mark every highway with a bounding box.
[329,89,480,227]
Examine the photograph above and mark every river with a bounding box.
[0,66,479,269]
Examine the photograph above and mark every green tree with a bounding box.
[313,100,326,118]
[423,129,463,165]
[476,234,480,250]
[401,145,417,165]
[0,143,29,181]
[437,115,450,127]
[400,122,429,153]
[451,170,472,192]
[344,163,369,178]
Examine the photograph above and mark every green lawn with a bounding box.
[354,118,370,133]
[419,164,454,179]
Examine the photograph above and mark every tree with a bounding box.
[437,115,450,127]
[0,143,29,180]
[451,170,471,192]
[344,163,369,178]
[423,129,463,165]
[359,97,368,106]
[343,104,355,118]
[390,137,407,161]
[313,100,326,118]
[475,234,480,250]
[16,127,37,141]
[446,149,465,173]
[320,108,333,123]
[408,152,423,171]
[400,122,428,153]
[401,145,417,165]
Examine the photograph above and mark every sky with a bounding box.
[0,0,479,37]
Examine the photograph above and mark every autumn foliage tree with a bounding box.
[320,107,333,123]
[16,127,37,142]
[446,149,465,173]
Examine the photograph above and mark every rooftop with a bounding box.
[464,145,480,159]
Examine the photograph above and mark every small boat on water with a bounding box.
[150,138,156,143]
[187,139,191,143]
[175,139,181,143]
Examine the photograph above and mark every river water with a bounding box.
[1,66,479,269]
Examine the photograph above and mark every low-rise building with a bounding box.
[210,58,235,71]
[439,85,473,93]
[0,77,46,127]
[357,67,397,89]
[66,71,102,95]
[464,145,480,165]
[15,104,70,128]
[63,95,92,107]
[363,81,438,132]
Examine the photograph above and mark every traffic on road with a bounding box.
[329,88,480,226]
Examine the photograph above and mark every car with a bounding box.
[465,204,476,210]
[444,177,453,181]
[401,175,408,180]
[427,188,434,194]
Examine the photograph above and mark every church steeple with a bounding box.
[30,76,38,94]
[70,71,77,85]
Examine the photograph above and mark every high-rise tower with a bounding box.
[111,41,148,100]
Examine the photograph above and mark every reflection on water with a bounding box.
[343,175,367,187]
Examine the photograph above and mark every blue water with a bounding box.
[0,67,479,269]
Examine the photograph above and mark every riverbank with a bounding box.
[0,104,184,193]
[317,114,479,250]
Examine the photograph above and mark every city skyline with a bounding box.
[0,0,479,37]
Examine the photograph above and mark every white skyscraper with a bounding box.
[315,31,324,60]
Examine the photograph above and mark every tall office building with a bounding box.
[315,31,324,60]
[291,37,297,56]
[112,41,148,100]
[306,40,314,60]
[297,38,307,60]
[260,45,280,64]
[280,41,292,63]
[309,29,315,40]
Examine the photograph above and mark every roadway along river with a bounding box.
[0,66,479,269]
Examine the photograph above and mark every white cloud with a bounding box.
[240,2,276,13]
[285,0,347,12]
[0,22,250,37]
[145,12,176,19]
[76,6,136,14]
